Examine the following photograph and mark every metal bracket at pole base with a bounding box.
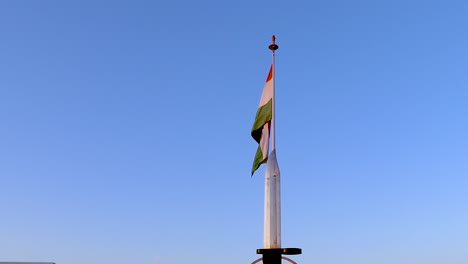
[255,248,302,264]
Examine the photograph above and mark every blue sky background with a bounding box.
[1,1,468,264]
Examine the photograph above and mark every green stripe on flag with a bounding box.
[252,145,268,176]
[251,99,272,176]
[251,99,272,142]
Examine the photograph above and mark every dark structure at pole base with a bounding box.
[256,248,302,264]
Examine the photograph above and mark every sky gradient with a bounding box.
[1,1,468,264]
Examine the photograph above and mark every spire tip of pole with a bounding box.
[269,35,279,51]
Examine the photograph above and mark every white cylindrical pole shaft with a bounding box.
[264,162,281,248]
[264,36,281,249]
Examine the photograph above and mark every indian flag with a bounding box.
[251,65,274,176]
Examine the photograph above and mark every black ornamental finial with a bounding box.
[269,35,279,51]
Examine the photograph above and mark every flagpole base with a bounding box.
[256,248,301,264]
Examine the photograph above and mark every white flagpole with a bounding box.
[254,35,301,264]
[264,35,281,249]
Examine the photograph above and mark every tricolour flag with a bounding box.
[251,65,274,176]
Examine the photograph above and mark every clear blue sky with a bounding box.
[1,1,468,264]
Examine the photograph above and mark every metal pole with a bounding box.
[256,35,302,264]
[264,35,281,249]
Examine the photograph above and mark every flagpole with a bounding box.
[254,35,301,264]
[270,35,280,250]
[264,35,280,249]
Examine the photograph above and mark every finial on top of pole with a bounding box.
[269,35,279,52]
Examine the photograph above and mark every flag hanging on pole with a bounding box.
[251,65,274,176]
